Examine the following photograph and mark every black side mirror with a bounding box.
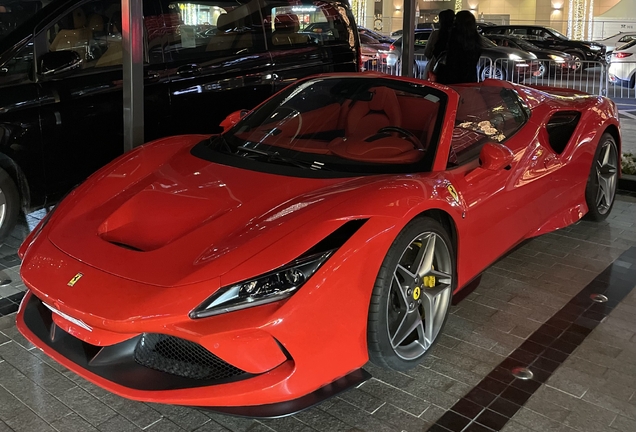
[39,51,82,76]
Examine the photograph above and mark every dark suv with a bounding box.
[481,25,606,67]
[0,0,359,239]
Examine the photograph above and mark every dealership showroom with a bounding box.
[2,0,636,431]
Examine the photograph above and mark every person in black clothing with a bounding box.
[424,9,454,64]
[436,10,482,85]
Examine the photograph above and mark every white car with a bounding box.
[601,32,636,61]
[608,39,636,88]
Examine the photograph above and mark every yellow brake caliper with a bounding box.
[423,265,436,288]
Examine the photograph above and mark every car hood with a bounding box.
[46,136,382,287]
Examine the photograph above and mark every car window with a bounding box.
[0,0,52,42]
[414,32,430,46]
[449,85,528,166]
[0,40,33,84]
[266,0,351,47]
[359,33,379,44]
[161,0,266,61]
[44,0,123,70]
[619,35,636,43]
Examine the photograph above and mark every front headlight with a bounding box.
[548,54,565,62]
[589,45,602,51]
[190,251,333,318]
[508,53,523,61]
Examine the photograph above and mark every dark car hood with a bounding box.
[47,137,381,287]
[483,44,537,60]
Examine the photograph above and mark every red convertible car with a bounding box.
[16,74,620,416]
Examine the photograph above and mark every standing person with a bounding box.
[436,10,482,84]
[424,8,454,78]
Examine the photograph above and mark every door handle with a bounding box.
[176,64,201,77]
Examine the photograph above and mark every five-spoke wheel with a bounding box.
[584,133,618,221]
[368,217,454,371]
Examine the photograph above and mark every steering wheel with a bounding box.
[376,126,425,151]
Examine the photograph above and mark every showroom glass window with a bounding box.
[162,0,267,61]
[265,0,351,47]
[449,86,528,166]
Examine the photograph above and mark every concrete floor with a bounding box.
[0,116,635,432]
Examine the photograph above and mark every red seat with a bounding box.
[345,87,402,139]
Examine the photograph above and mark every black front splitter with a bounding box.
[199,368,372,418]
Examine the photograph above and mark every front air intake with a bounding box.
[134,333,247,381]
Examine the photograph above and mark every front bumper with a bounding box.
[17,290,370,416]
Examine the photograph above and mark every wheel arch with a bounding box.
[415,208,458,259]
[603,124,621,156]
[0,153,31,211]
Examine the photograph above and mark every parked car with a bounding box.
[600,31,636,60]
[481,25,607,68]
[391,22,436,37]
[0,0,360,240]
[485,34,577,77]
[358,26,394,44]
[359,31,391,71]
[386,30,540,81]
[608,39,636,88]
[17,74,620,415]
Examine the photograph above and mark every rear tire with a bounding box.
[0,168,20,241]
[584,133,618,221]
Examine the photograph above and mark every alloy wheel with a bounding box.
[0,188,6,230]
[386,232,452,360]
[595,139,618,215]
[481,66,504,81]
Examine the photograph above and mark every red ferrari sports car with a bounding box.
[16,74,620,416]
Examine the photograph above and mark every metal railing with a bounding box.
[363,54,636,99]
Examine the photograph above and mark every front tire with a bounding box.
[0,168,19,241]
[584,133,618,221]
[367,217,455,371]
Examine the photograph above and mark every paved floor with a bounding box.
[0,118,635,431]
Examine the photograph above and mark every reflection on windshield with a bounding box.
[0,0,50,41]
[198,77,447,176]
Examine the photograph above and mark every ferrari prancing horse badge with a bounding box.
[68,273,83,287]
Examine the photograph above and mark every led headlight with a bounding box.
[548,54,565,62]
[589,45,602,51]
[190,251,333,318]
[508,53,523,61]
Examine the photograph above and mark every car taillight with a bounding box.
[389,45,395,51]
[614,52,633,58]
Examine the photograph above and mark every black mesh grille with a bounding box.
[133,333,246,380]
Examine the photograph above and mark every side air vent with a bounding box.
[301,219,368,257]
[546,111,581,154]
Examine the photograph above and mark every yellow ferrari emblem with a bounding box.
[413,286,421,300]
[447,184,459,204]
[67,273,83,287]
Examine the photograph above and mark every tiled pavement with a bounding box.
[0,149,635,429]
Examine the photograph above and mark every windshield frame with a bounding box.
[191,76,449,179]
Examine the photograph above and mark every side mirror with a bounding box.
[465,142,514,183]
[219,109,248,133]
[480,142,513,171]
[39,51,82,77]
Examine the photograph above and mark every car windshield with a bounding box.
[618,39,636,50]
[193,77,447,177]
[547,27,567,40]
[511,37,538,50]
[0,0,51,42]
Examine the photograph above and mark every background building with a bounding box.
[358,0,633,40]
